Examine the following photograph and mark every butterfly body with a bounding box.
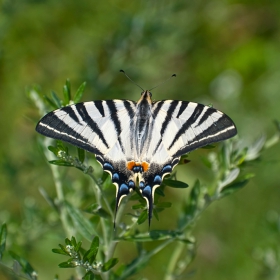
[36,90,237,226]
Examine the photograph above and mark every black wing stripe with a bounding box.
[94,101,105,117]
[152,101,165,117]
[160,101,178,136]
[168,103,205,150]
[61,106,80,123]
[75,103,109,149]
[176,101,189,118]
[106,100,122,136]
[153,101,178,155]
[173,114,237,157]
[35,112,99,153]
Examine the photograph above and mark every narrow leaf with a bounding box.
[48,145,59,156]
[137,211,148,225]
[102,258,118,272]
[77,148,85,163]
[0,224,7,259]
[155,187,165,196]
[74,82,86,103]
[201,144,216,149]
[83,236,99,264]
[9,251,36,276]
[153,209,159,221]
[43,94,57,109]
[132,203,145,210]
[156,202,172,208]
[219,168,240,190]
[187,180,200,216]
[220,173,255,196]
[51,91,62,108]
[63,79,71,105]
[52,248,69,256]
[39,187,58,212]
[83,271,95,280]
[49,160,73,167]
[163,179,189,188]
[65,201,98,240]
[58,259,77,268]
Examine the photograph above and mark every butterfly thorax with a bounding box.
[134,90,153,160]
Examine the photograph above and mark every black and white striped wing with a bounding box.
[139,100,237,222]
[36,100,139,215]
[150,100,237,159]
[36,100,136,158]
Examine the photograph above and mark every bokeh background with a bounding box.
[1,1,280,279]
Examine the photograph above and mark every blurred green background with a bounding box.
[1,0,280,279]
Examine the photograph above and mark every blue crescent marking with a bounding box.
[153,175,162,185]
[104,162,114,171]
[162,164,172,174]
[143,185,152,196]
[112,173,119,181]
[119,183,129,192]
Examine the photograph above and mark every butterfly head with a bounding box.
[139,90,152,105]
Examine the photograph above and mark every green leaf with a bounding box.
[83,236,99,265]
[70,236,77,247]
[201,144,216,149]
[63,79,71,105]
[43,94,57,109]
[84,204,110,218]
[74,82,86,103]
[56,140,69,154]
[52,248,69,256]
[155,187,165,196]
[163,179,189,188]
[132,203,145,210]
[119,230,178,242]
[39,187,59,214]
[219,168,240,190]
[153,209,159,221]
[74,241,82,252]
[83,271,95,280]
[49,160,73,167]
[47,145,60,156]
[102,258,118,272]
[220,173,255,196]
[77,148,85,163]
[51,91,62,108]
[65,237,72,246]
[65,201,98,240]
[156,202,172,209]
[186,180,200,216]
[9,251,36,276]
[0,224,7,259]
[58,259,77,268]
[137,210,148,225]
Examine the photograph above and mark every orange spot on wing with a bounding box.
[127,161,135,170]
[126,161,150,172]
[142,161,149,172]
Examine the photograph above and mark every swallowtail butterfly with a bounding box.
[36,83,237,226]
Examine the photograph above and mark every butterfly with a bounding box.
[36,85,237,226]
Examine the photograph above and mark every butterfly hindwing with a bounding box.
[139,158,180,226]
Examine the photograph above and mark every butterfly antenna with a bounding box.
[149,74,176,91]
[120,69,144,91]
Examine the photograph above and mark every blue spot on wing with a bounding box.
[153,175,162,185]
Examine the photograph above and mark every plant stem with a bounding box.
[45,138,74,238]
